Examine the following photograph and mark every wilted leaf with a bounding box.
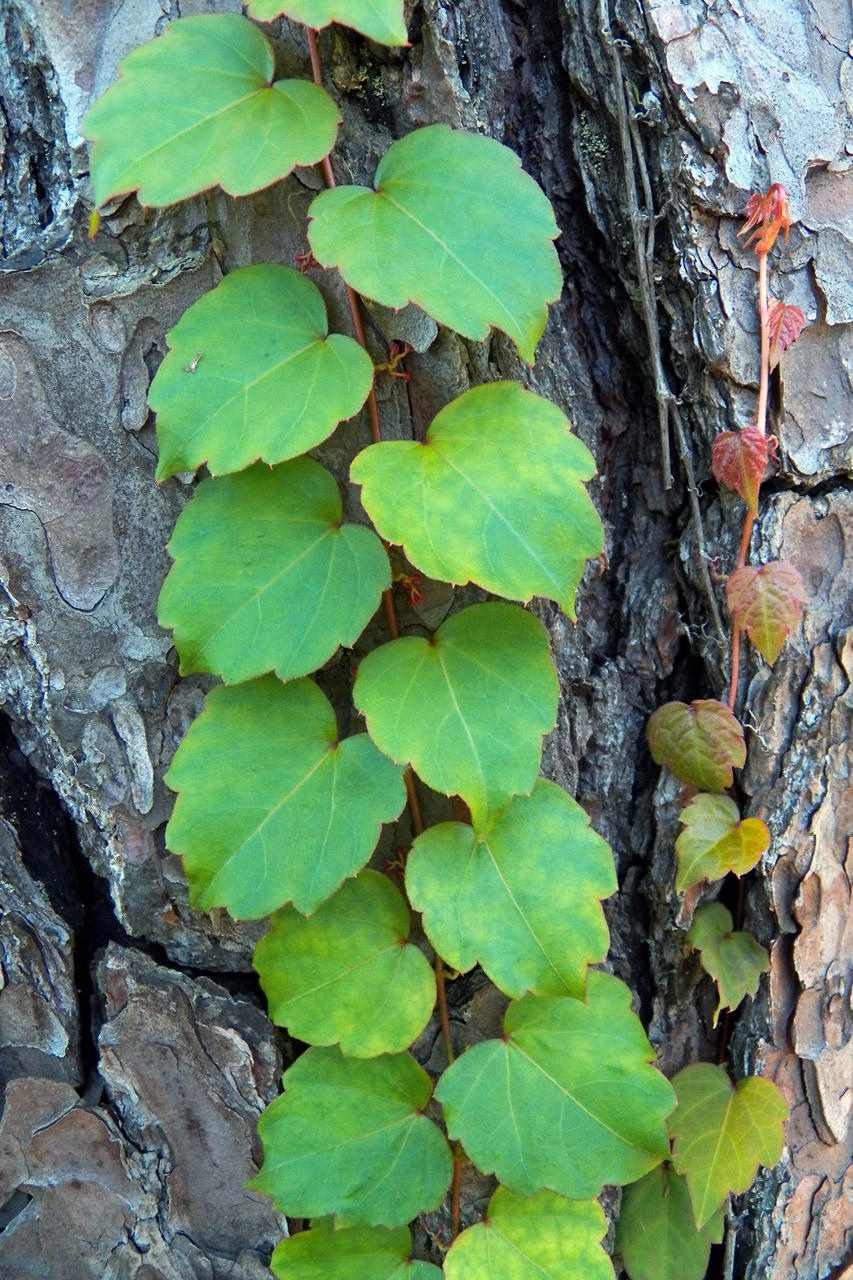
[669,1063,787,1228]
[248,0,407,45]
[165,676,406,917]
[688,903,769,1026]
[351,382,603,617]
[646,700,746,793]
[436,971,675,1199]
[445,1186,614,1280]
[675,793,769,892]
[254,871,435,1057]
[308,125,561,362]
[150,266,374,479]
[252,1048,452,1227]
[615,1165,724,1280]
[726,561,806,665]
[271,1221,441,1279]
[354,603,558,827]
[767,296,806,370]
[83,14,339,206]
[158,460,390,684]
[711,427,771,516]
[406,780,615,998]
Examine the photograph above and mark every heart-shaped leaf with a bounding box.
[354,603,558,827]
[406,780,615,998]
[247,0,408,46]
[271,1221,442,1280]
[445,1187,614,1280]
[675,794,769,892]
[83,13,340,206]
[726,561,806,665]
[646,700,746,793]
[711,427,771,516]
[615,1165,724,1280]
[251,1047,452,1227]
[351,382,603,616]
[436,971,675,1199]
[254,871,435,1057]
[165,675,406,917]
[669,1063,787,1228]
[158,459,390,684]
[308,125,562,362]
[150,266,374,480]
[688,903,769,1026]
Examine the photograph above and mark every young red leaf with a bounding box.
[726,561,806,665]
[711,427,771,516]
[647,700,746,793]
[738,184,790,255]
[675,794,770,892]
[767,296,806,370]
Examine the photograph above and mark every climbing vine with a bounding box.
[84,6,800,1278]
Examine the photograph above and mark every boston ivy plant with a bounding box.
[84,5,790,1278]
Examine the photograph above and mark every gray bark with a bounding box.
[1,0,851,1276]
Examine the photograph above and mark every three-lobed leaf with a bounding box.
[406,780,615,998]
[251,1047,452,1227]
[354,602,558,827]
[165,675,406,917]
[767,296,806,370]
[445,1187,614,1280]
[711,427,771,516]
[436,971,675,1199]
[669,1063,787,1228]
[150,265,374,480]
[351,382,603,616]
[726,561,806,665]
[615,1165,724,1280]
[688,903,769,1026]
[247,0,408,45]
[253,871,435,1057]
[646,700,746,793]
[83,14,339,207]
[271,1221,441,1280]
[675,793,769,891]
[308,125,562,362]
[158,459,390,684]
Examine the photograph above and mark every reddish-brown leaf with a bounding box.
[726,561,806,665]
[646,700,746,794]
[711,427,771,516]
[738,184,790,255]
[767,296,806,370]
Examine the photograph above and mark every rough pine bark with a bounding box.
[0,0,851,1276]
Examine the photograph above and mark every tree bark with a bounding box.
[1,0,851,1276]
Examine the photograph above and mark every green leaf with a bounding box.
[436,971,675,1199]
[150,265,374,480]
[82,14,340,207]
[445,1186,614,1280]
[646,700,746,793]
[669,1063,787,1228]
[271,1221,442,1280]
[726,561,806,665]
[308,125,562,363]
[251,1047,452,1227]
[247,0,408,46]
[688,903,769,1027]
[165,675,406,917]
[158,459,390,684]
[615,1165,724,1280]
[406,780,615,998]
[675,794,769,892]
[354,603,558,826]
[254,871,435,1057]
[351,382,603,617]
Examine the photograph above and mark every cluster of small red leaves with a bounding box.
[738,183,790,254]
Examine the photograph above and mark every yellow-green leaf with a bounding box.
[615,1165,724,1280]
[83,14,339,206]
[688,903,769,1026]
[726,561,806,665]
[247,0,408,46]
[675,794,769,891]
[271,1221,441,1279]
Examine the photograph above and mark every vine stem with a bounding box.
[728,249,769,711]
